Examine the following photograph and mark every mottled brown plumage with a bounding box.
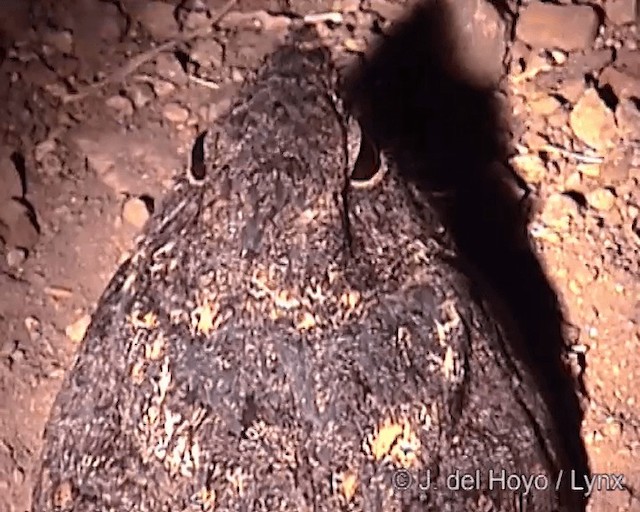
[33,27,566,511]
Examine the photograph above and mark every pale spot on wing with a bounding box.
[339,290,361,311]
[340,470,359,503]
[130,360,146,385]
[52,480,73,509]
[274,289,300,310]
[191,297,220,335]
[226,466,249,497]
[367,417,421,469]
[144,333,166,361]
[295,311,317,330]
[129,311,159,330]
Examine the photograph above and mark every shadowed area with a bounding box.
[343,1,590,509]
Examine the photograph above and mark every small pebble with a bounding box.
[65,314,92,343]
[586,188,617,211]
[42,30,74,54]
[0,198,39,250]
[34,139,57,163]
[540,193,580,230]
[122,197,151,228]
[127,84,154,108]
[231,68,244,83]
[135,1,180,40]
[44,286,73,300]
[106,95,134,117]
[162,103,190,124]
[511,154,547,184]
[569,89,618,151]
[153,80,176,98]
[6,248,27,267]
[155,53,187,86]
[549,50,567,64]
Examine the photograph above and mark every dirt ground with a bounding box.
[0,0,639,511]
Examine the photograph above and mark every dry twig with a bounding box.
[541,144,604,164]
[61,0,237,104]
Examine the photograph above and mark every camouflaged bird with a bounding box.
[33,26,569,512]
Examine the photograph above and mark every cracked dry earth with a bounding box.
[0,0,639,511]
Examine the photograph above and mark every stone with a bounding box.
[343,38,367,53]
[529,94,562,116]
[547,109,570,129]
[96,9,125,43]
[600,146,633,184]
[521,131,548,151]
[162,103,190,124]
[34,139,57,163]
[189,39,224,70]
[569,89,618,151]
[0,154,23,201]
[219,10,277,31]
[605,0,638,25]
[516,52,552,82]
[72,1,124,45]
[549,50,567,65]
[556,79,587,104]
[540,193,581,230]
[122,197,151,229]
[71,133,116,175]
[42,30,74,54]
[615,99,640,139]
[70,128,181,195]
[135,1,179,40]
[600,66,640,101]
[586,188,617,211]
[564,171,583,191]
[44,286,74,300]
[511,154,547,184]
[370,0,404,20]
[127,83,154,108]
[6,248,27,267]
[152,80,176,97]
[155,53,187,86]
[616,47,640,73]
[0,198,39,250]
[516,2,599,51]
[443,0,507,87]
[332,0,360,12]
[65,314,92,343]
[224,31,277,70]
[21,59,57,87]
[205,96,233,123]
[39,152,63,178]
[105,95,135,117]
[183,10,211,31]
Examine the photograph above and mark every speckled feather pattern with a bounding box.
[33,28,563,512]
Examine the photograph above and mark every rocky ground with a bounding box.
[0,0,639,511]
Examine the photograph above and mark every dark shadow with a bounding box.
[190,130,207,181]
[9,151,27,197]
[138,194,156,215]
[342,1,590,510]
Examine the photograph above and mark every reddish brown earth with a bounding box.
[0,1,639,511]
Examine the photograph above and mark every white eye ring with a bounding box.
[348,118,387,189]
